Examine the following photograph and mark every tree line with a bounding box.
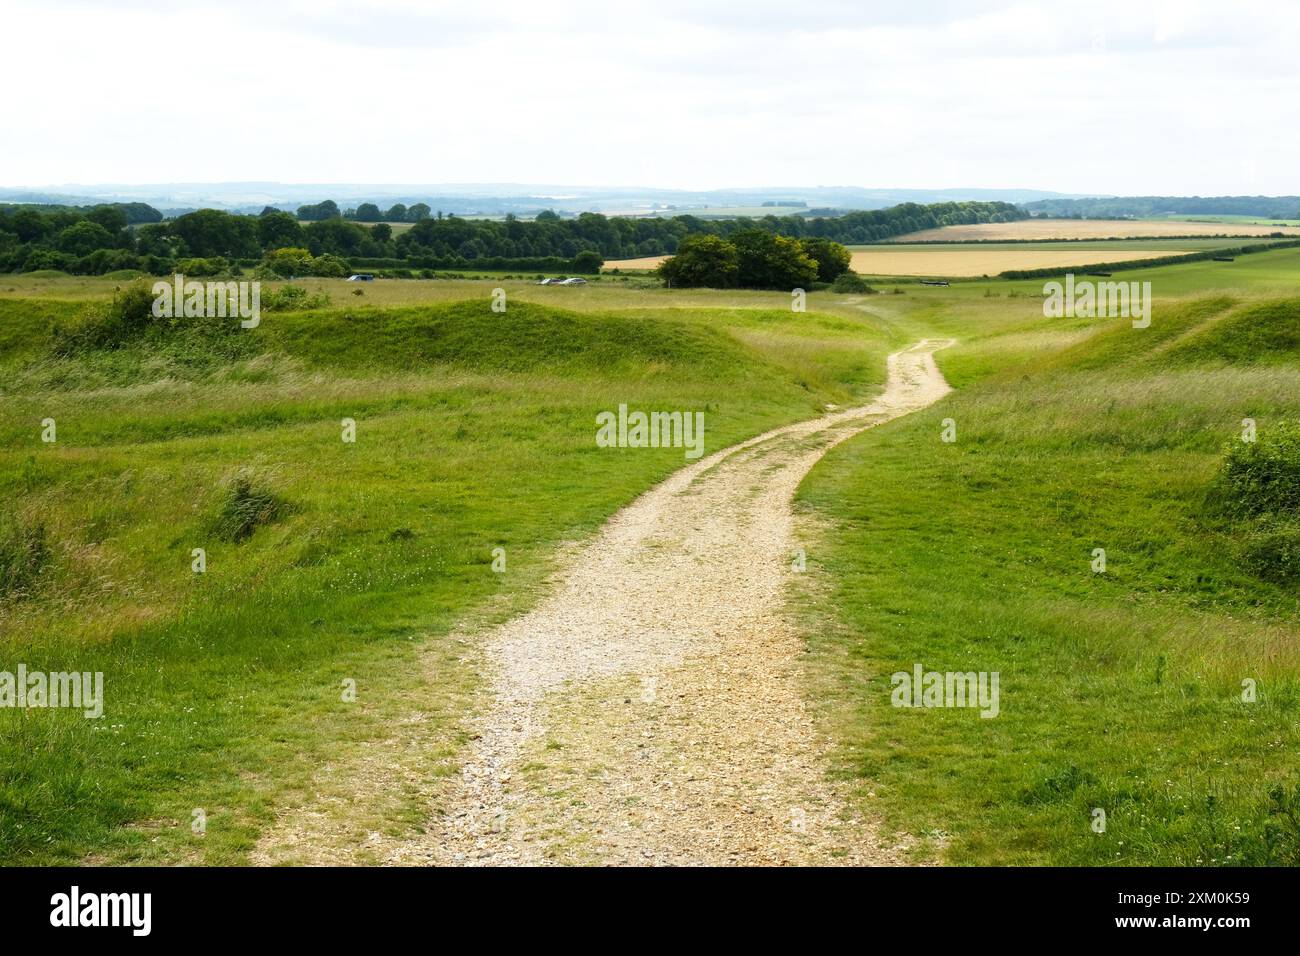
[1023,196,1300,221]
[0,200,1025,276]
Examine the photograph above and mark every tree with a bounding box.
[56,221,115,256]
[657,235,739,288]
[730,230,817,290]
[370,223,393,243]
[296,200,341,221]
[800,238,852,282]
[168,209,260,258]
[572,249,604,274]
[384,203,407,222]
[406,203,431,222]
[112,203,163,224]
[135,222,176,258]
[87,205,128,233]
[11,209,50,243]
[257,210,304,250]
[304,218,368,257]
[354,203,382,222]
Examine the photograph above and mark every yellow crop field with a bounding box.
[897,219,1300,241]
[604,255,668,271]
[605,247,1188,277]
[847,246,1184,277]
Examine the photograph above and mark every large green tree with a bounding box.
[169,209,260,258]
[799,238,852,282]
[56,221,115,256]
[296,200,341,222]
[730,230,818,290]
[257,210,304,250]
[657,234,739,288]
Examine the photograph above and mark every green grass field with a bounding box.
[794,291,1300,865]
[1,248,1295,866]
[0,279,904,864]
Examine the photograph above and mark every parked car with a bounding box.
[346,273,375,282]
[558,277,588,285]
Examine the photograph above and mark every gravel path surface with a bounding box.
[254,339,952,866]
[402,339,953,865]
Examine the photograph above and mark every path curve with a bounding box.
[392,338,954,865]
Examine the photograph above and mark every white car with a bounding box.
[558,277,588,285]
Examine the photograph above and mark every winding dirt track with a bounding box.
[255,339,952,866]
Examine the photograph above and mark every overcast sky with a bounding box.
[3,0,1296,195]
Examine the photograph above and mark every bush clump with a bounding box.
[51,279,255,362]
[1208,420,1300,583]
[1211,420,1300,518]
[209,475,286,543]
[0,515,50,599]
[830,272,875,294]
[52,281,159,354]
[262,285,331,313]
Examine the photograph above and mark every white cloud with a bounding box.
[1,0,1296,193]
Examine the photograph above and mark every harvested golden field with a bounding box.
[847,246,1184,277]
[604,255,668,271]
[607,246,1187,278]
[897,218,1300,241]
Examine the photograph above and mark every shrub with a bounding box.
[176,257,231,277]
[309,254,350,278]
[52,281,159,353]
[0,515,49,600]
[209,475,285,543]
[22,250,74,273]
[1208,420,1300,584]
[72,248,146,276]
[262,285,331,313]
[262,247,314,278]
[1211,420,1300,519]
[830,272,875,294]
[52,278,260,360]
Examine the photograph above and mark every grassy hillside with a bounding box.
[3,269,1295,867]
[0,286,895,864]
[795,292,1300,865]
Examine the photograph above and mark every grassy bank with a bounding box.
[0,286,898,864]
[795,291,1300,864]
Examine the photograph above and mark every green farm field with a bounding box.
[1,251,1297,866]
